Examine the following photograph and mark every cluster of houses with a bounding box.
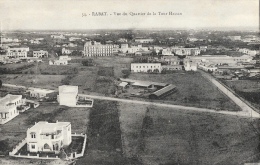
[0,84,92,159]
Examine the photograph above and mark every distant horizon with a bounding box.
[0,0,258,31]
[2,26,259,32]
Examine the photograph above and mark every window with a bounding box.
[31,133,36,138]
[31,144,35,149]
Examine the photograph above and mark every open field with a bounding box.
[222,80,260,107]
[0,74,66,90]
[76,100,141,165]
[128,72,241,111]
[224,80,260,93]
[93,56,133,78]
[119,102,260,165]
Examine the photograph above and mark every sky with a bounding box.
[0,0,259,31]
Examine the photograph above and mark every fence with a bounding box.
[68,133,87,159]
[9,138,26,156]
[9,133,87,160]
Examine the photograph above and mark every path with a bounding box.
[199,70,260,118]
[3,83,259,118]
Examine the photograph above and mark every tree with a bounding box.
[153,69,159,73]
[122,69,131,78]
[82,59,94,66]
[147,69,152,73]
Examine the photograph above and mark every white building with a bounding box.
[83,41,116,56]
[28,88,55,98]
[131,63,161,73]
[58,85,94,107]
[135,38,154,43]
[0,94,23,124]
[62,48,73,55]
[27,121,71,153]
[51,35,66,39]
[228,36,241,41]
[198,63,218,72]
[58,85,78,107]
[6,47,29,59]
[185,55,253,65]
[49,59,68,65]
[238,48,257,56]
[184,61,197,71]
[162,48,174,56]
[59,55,71,61]
[171,47,200,56]
[33,50,48,58]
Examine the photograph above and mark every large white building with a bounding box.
[6,47,29,59]
[0,94,23,124]
[184,55,254,65]
[131,63,161,73]
[58,85,78,107]
[83,41,116,57]
[27,121,71,153]
[171,47,200,56]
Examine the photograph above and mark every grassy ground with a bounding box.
[0,74,66,90]
[76,100,141,165]
[224,80,260,93]
[118,102,260,165]
[128,71,240,111]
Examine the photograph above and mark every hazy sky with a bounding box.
[0,0,259,30]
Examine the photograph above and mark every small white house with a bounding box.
[0,94,24,124]
[27,121,71,153]
[33,50,48,58]
[49,59,68,65]
[28,88,55,98]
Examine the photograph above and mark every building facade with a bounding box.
[27,121,72,153]
[131,63,161,73]
[0,94,23,124]
[83,41,115,57]
[33,50,48,58]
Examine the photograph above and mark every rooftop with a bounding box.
[0,94,22,105]
[28,87,55,94]
[28,121,71,134]
[59,85,78,94]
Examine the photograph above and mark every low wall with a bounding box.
[69,133,87,159]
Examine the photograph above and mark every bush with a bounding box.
[82,59,94,66]
[122,69,130,78]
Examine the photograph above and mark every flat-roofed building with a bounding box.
[27,121,71,153]
[58,85,78,107]
[83,41,116,57]
[0,94,23,124]
[135,38,154,43]
[33,50,48,58]
[28,88,56,98]
[171,47,200,56]
[131,63,161,73]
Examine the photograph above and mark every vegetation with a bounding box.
[82,59,94,66]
